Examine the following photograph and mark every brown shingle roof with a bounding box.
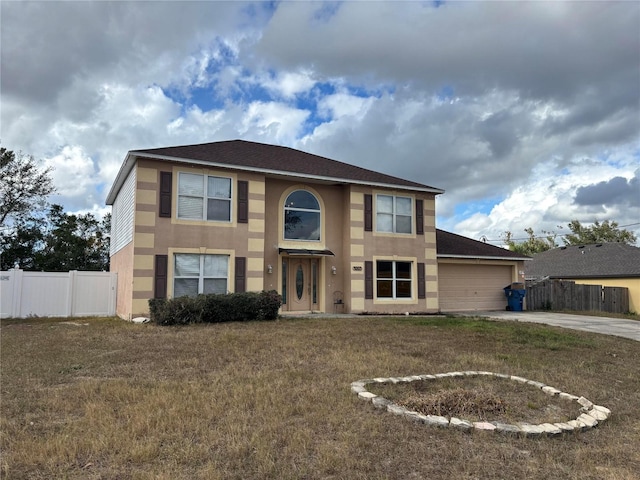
[525,243,640,279]
[436,229,530,260]
[134,140,442,190]
[107,140,443,204]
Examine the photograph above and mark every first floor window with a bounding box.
[376,261,412,298]
[178,173,232,222]
[376,194,412,234]
[174,254,228,297]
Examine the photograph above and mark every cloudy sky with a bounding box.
[2,1,639,245]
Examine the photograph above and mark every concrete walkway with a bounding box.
[457,311,640,342]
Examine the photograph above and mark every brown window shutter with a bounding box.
[154,255,168,298]
[235,257,246,293]
[416,199,424,235]
[159,172,172,217]
[417,262,426,299]
[364,194,373,232]
[365,261,374,299]
[237,180,248,224]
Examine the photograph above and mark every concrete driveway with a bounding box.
[458,311,640,342]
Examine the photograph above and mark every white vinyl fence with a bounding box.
[1,269,117,318]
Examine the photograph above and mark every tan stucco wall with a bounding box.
[113,158,442,316]
[349,185,439,314]
[264,178,346,313]
[110,241,134,319]
[573,278,640,314]
[109,159,268,317]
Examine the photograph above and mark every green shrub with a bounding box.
[148,296,204,325]
[149,291,282,325]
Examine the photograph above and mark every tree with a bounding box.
[0,214,47,270]
[563,219,636,246]
[501,227,558,256]
[0,204,110,271]
[0,147,56,228]
[501,219,636,256]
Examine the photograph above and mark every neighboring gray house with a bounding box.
[525,243,640,313]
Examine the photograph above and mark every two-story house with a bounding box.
[106,140,445,319]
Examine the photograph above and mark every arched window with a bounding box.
[284,190,321,241]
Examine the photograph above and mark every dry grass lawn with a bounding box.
[1,315,639,479]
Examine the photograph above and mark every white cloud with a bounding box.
[0,0,638,244]
[258,70,316,99]
[447,153,640,244]
[316,92,375,121]
[44,145,100,205]
[241,101,310,144]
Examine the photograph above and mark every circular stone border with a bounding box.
[351,371,611,437]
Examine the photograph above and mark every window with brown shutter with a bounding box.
[416,199,424,235]
[235,257,246,293]
[365,261,373,299]
[154,255,168,298]
[237,180,248,224]
[364,194,372,232]
[159,172,172,218]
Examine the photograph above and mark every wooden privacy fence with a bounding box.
[1,269,117,318]
[527,280,629,314]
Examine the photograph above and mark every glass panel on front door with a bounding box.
[312,261,317,305]
[296,264,304,301]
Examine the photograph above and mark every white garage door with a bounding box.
[438,263,513,312]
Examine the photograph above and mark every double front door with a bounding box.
[284,258,319,312]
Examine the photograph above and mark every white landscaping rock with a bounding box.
[350,372,609,436]
[542,386,561,396]
[387,404,407,416]
[586,409,608,421]
[357,391,377,401]
[553,422,576,433]
[372,396,392,409]
[567,419,587,431]
[518,424,545,437]
[424,415,449,427]
[540,423,563,436]
[450,417,473,431]
[577,413,598,428]
[473,421,497,431]
[526,380,546,388]
[559,392,580,401]
[351,385,367,394]
[577,396,593,409]
[592,405,611,416]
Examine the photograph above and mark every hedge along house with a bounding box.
[106,140,444,319]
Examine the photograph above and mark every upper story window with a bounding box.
[284,190,320,241]
[376,194,412,234]
[177,173,231,222]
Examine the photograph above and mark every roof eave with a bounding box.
[437,254,531,261]
[105,152,137,205]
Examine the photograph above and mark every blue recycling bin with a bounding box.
[504,285,526,311]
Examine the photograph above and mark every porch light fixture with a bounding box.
[267,264,273,274]
[331,266,337,275]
